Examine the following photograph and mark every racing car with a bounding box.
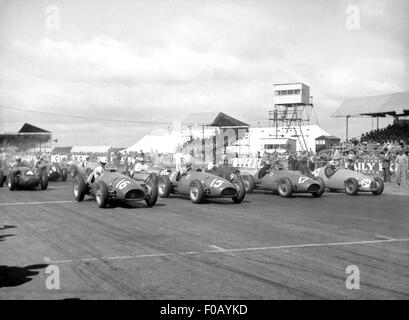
[44,163,68,182]
[3,166,48,191]
[68,161,98,178]
[158,168,246,204]
[312,165,384,195]
[73,166,158,208]
[241,167,325,198]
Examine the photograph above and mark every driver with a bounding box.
[259,160,271,178]
[206,161,218,171]
[80,155,90,169]
[132,157,148,174]
[179,158,193,179]
[87,156,107,183]
[10,156,23,169]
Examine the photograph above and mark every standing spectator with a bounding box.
[395,149,408,186]
[346,150,356,171]
[380,149,392,183]
[298,150,310,176]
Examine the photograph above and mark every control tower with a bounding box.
[269,83,313,151]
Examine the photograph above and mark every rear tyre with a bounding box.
[278,177,292,198]
[61,168,68,181]
[232,178,246,203]
[40,171,48,190]
[312,177,325,197]
[145,173,159,207]
[158,175,172,198]
[73,175,86,201]
[70,166,77,178]
[372,177,384,195]
[345,178,359,195]
[189,180,205,204]
[95,181,109,208]
[242,175,255,193]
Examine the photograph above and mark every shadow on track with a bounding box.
[0,264,48,288]
[0,234,16,242]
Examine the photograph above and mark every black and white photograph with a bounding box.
[0,0,408,306]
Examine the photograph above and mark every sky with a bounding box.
[0,0,408,147]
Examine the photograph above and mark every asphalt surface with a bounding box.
[0,178,408,300]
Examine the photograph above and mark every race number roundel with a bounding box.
[116,179,131,190]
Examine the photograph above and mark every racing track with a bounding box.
[0,179,408,299]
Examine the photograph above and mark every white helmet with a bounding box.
[99,156,108,164]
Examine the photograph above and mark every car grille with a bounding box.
[125,190,145,200]
[221,187,237,196]
[308,184,320,192]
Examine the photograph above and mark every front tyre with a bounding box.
[232,178,246,203]
[189,180,205,204]
[7,172,17,191]
[242,175,255,193]
[40,172,48,190]
[158,175,172,198]
[61,168,68,181]
[73,175,87,201]
[145,173,159,207]
[345,178,359,195]
[372,177,384,195]
[278,177,292,198]
[312,177,325,197]
[95,181,109,208]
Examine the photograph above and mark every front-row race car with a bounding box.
[312,165,384,195]
[73,166,159,208]
[44,163,68,182]
[241,167,325,198]
[158,168,246,204]
[1,166,48,191]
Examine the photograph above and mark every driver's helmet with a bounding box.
[85,155,90,160]
[15,156,22,162]
[265,160,271,168]
[329,160,337,166]
[185,159,192,169]
[99,156,108,165]
[207,162,215,170]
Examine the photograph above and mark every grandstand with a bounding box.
[360,120,409,144]
[0,123,52,152]
[332,91,409,140]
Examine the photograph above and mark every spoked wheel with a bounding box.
[241,175,255,193]
[189,180,204,204]
[158,175,172,198]
[372,177,384,195]
[73,175,87,201]
[278,177,292,198]
[145,173,159,207]
[95,181,109,208]
[345,178,359,195]
[232,179,246,203]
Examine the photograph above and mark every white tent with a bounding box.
[124,133,181,153]
[71,146,112,153]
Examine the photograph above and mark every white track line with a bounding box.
[0,200,74,206]
[49,238,409,264]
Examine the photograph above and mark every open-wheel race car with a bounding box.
[312,165,384,195]
[1,166,48,191]
[44,163,68,182]
[73,166,159,208]
[240,167,325,198]
[158,168,246,204]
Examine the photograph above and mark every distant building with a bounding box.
[0,123,52,152]
[315,135,341,153]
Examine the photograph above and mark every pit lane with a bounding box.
[1,179,408,299]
